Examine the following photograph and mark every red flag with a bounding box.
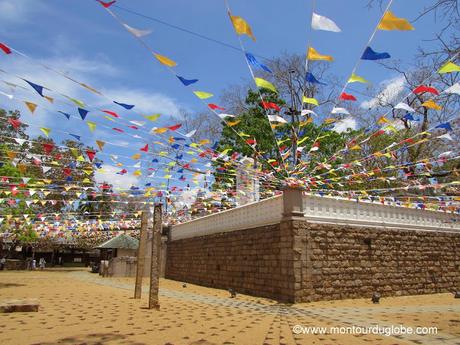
[8,118,21,129]
[168,124,182,131]
[246,138,256,145]
[140,144,149,152]
[371,129,385,137]
[63,168,72,176]
[0,43,11,54]
[128,125,138,130]
[42,143,54,155]
[413,85,439,95]
[208,103,225,111]
[340,92,357,101]
[97,0,116,8]
[112,128,124,133]
[261,101,280,111]
[86,150,96,162]
[102,110,120,118]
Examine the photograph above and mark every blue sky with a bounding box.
[0,0,451,190]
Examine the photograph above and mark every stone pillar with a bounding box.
[282,186,305,219]
[280,186,312,303]
[134,210,149,299]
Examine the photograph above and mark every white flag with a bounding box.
[394,102,415,112]
[311,13,341,32]
[331,107,349,115]
[443,83,460,95]
[301,109,317,116]
[437,133,453,141]
[268,115,287,123]
[122,23,152,37]
[185,129,197,138]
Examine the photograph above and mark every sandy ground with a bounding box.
[0,269,459,345]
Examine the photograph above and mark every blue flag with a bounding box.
[176,75,199,86]
[78,108,89,120]
[361,46,390,60]
[305,72,326,85]
[245,52,272,73]
[24,80,45,97]
[113,101,134,110]
[58,111,70,119]
[436,122,453,131]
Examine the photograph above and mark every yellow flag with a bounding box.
[348,73,368,83]
[131,153,141,160]
[66,96,85,108]
[193,91,213,99]
[44,96,54,103]
[80,83,101,95]
[96,140,105,151]
[40,127,51,137]
[227,120,241,127]
[144,114,161,121]
[351,145,361,150]
[307,47,333,61]
[133,170,142,176]
[103,116,115,122]
[254,78,277,93]
[70,148,79,158]
[422,99,442,110]
[87,121,97,132]
[199,139,210,145]
[438,62,460,74]
[154,127,168,134]
[6,151,17,160]
[153,53,177,67]
[229,15,256,41]
[377,116,389,125]
[323,118,336,124]
[24,101,37,114]
[302,96,319,106]
[378,11,414,31]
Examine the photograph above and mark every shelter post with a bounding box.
[148,203,162,309]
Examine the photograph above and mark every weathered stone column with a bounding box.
[134,209,149,299]
[280,186,311,303]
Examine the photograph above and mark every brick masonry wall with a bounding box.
[293,221,460,302]
[165,223,296,302]
[166,219,460,303]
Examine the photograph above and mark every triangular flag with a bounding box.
[153,53,177,67]
[302,96,319,106]
[0,42,12,54]
[305,72,326,85]
[86,150,96,162]
[24,80,45,97]
[144,114,161,121]
[97,0,116,8]
[96,140,105,151]
[443,83,460,95]
[438,62,460,74]
[58,111,71,119]
[361,46,390,60]
[24,101,37,114]
[421,99,442,110]
[348,73,368,83]
[254,78,277,93]
[378,11,414,31]
[122,23,152,37]
[40,127,51,137]
[87,121,97,132]
[394,102,415,112]
[176,75,198,86]
[331,107,349,115]
[311,12,341,32]
[229,14,256,41]
[113,101,134,110]
[193,91,214,99]
[78,108,89,120]
[307,47,333,61]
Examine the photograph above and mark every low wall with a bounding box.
[166,223,295,301]
[292,221,460,302]
[166,218,460,302]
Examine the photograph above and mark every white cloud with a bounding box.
[360,76,405,109]
[333,117,357,133]
[95,164,140,190]
[0,0,40,24]
[97,88,182,118]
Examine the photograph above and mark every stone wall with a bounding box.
[166,218,460,303]
[166,223,295,301]
[293,221,460,302]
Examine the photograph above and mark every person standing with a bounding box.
[31,259,36,270]
[0,257,5,270]
[39,258,46,270]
